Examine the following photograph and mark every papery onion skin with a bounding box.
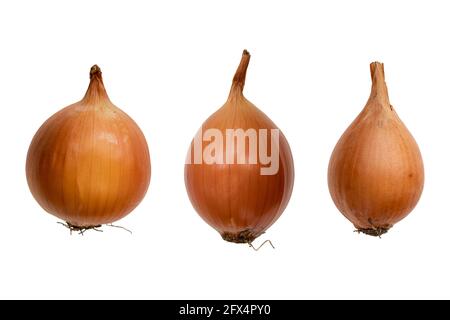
[184,50,294,244]
[26,65,150,228]
[328,62,424,236]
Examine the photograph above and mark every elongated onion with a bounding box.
[184,50,294,245]
[26,65,150,230]
[328,62,424,236]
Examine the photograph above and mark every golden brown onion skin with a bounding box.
[328,62,424,236]
[26,66,150,227]
[184,51,294,243]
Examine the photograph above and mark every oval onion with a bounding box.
[184,50,295,244]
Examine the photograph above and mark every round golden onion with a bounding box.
[26,65,151,230]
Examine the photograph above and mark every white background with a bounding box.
[0,0,448,299]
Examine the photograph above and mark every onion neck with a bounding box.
[81,65,111,105]
[369,62,390,106]
[227,50,250,101]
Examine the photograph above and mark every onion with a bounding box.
[26,65,150,231]
[184,50,294,245]
[328,62,424,236]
